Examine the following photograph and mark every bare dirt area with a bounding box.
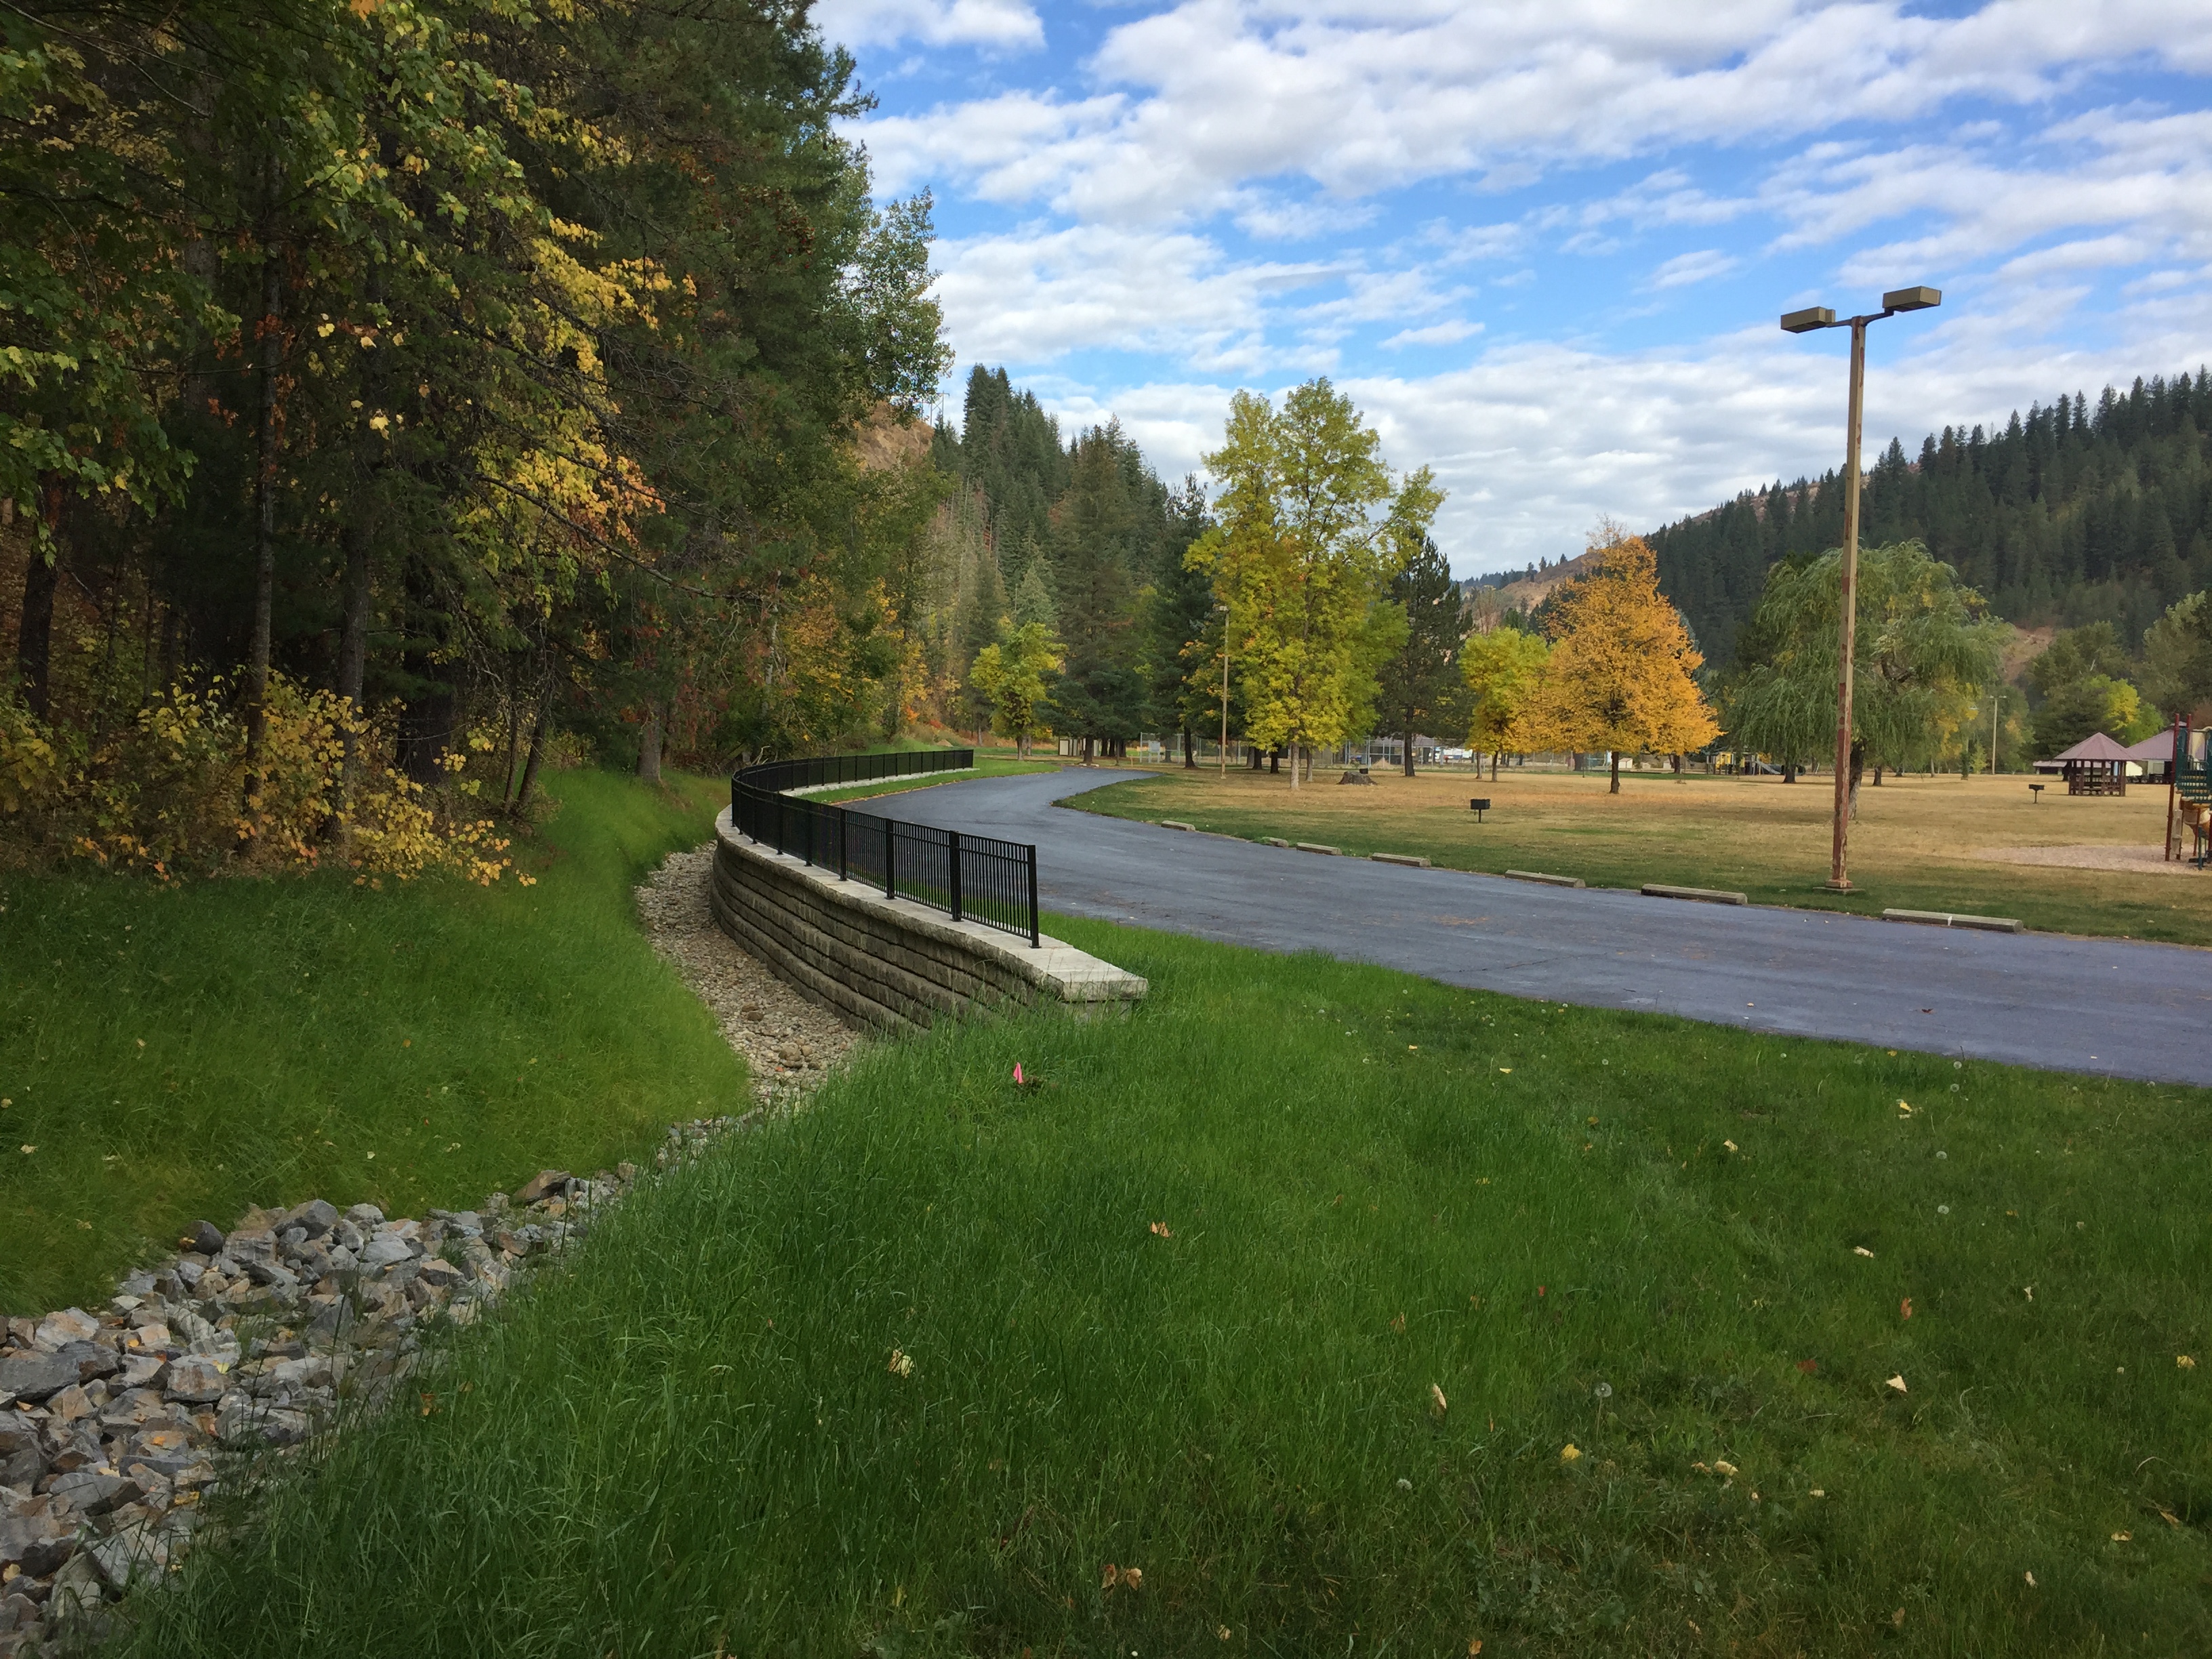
[1973,842,2203,876]
[636,846,863,1103]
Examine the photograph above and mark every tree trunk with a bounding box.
[636,705,662,783]
[14,486,60,718]
[1401,724,1416,778]
[243,182,285,781]
[1848,739,1865,820]
[1873,764,1885,786]
[1783,760,1797,783]
[1268,747,1279,775]
[1182,727,1194,768]
[336,508,373,806]
[514,699,549,814]
[1609,750,1621,794]
[499,692,523,806]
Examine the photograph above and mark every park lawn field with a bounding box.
[0,771,748,1315]
[129,920,2211,1657]
[1071,766,2212,947]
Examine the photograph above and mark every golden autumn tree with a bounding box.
[1531,530,1717,793]
[1461,625,1549,779]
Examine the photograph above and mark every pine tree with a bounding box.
[1374,537,1468,774]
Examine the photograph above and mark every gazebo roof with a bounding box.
[2118,730,2180,763]
[2049,732,2133,763]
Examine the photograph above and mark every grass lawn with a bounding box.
[127,919,2212,1656]
[0,771,749,1315]
[810,755,1063,806]
[1070,766,2212,947]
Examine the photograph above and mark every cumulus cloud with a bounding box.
[814,0,1042,49]
[1647,249,1742,289]
[855,1,2209,225]
[932,224,1339,370]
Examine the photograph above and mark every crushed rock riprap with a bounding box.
[0,1117,747,1657]
[636,844,865,1101]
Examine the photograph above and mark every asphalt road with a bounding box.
[882,766,2212,1087]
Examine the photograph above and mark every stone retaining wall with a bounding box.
[710,809,1145,1033]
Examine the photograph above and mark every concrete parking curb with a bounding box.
[1296,842,1343,856]
[1643,882,1747,905]
[1505,869,1584,888]
[1159,819,1196,832]
[1370,853,1431,867]
[1883,907,2023,934]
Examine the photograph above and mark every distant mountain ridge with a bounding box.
[1641,368,2212,671]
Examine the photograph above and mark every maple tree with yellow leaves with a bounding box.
[1527,530,1718,793]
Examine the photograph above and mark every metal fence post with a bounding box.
[836,808,848,882]
[1027,842,1039,947]
[884,823,897,901]
[949,830,963,924]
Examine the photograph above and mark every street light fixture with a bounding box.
[1780,284,1942,890]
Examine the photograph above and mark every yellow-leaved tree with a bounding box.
[1189,380,1441,787]
[1461,626,1550,780]
[1530,530,1717,792]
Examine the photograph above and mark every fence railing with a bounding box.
[730,748,1040,947]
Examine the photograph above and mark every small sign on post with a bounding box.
[2028,783,2044,804]
[1469,798,1491,822]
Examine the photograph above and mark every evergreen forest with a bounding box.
[1648,369,2212,672]
[920,368,1216,758]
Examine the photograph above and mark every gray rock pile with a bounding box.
[0,1115,745,1656]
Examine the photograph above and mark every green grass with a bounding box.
[125,922,2212,1656]
[0,771,747,1314]
[808,755,1062,805]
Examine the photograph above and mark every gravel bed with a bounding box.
[636,845,865,1101]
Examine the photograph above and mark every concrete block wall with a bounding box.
[710,809,1146,1035]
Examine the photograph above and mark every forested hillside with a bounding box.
[920,368,1213,755]
[1649,369,2212,671]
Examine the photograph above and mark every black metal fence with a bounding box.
[730,749,1040,946]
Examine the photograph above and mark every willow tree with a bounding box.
[1189,380,1441,787]
[1728,539,2001,811]
[1531,531,1717,793]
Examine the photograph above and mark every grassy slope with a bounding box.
[130,920,2211,1657]
[0,771,746,1313]
[1070,768,2212,947]
[809,756,1063,805]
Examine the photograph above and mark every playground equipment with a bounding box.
[2167,721,2211,865]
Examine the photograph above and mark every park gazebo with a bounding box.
[2042,731,2133,796]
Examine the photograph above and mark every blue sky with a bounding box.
[815,0,2212,575]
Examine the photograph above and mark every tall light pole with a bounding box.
[1781,285,1941,891]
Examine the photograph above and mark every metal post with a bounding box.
[1220,642,1229,781]
[1990,691,2003,775]
[948,830,963,923]
[836,806,848,882]
[1026,843,1039,947]
[884,822,896,901]
[1826,316,1867,893]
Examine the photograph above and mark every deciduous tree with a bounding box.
[1728,539,1999,809]
[1189,380,1440,787]
[1533,530,1717,793]
[1461,626,1549,779]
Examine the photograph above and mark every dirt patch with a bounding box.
[1970,843,2201,878]
[636,846,865,1103]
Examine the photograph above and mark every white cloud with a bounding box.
[814,0,1042,49]
[932,224,1338,370]
[1382,319,1485,348]
[1647,249,1742,289]
[853,1,2210,226]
